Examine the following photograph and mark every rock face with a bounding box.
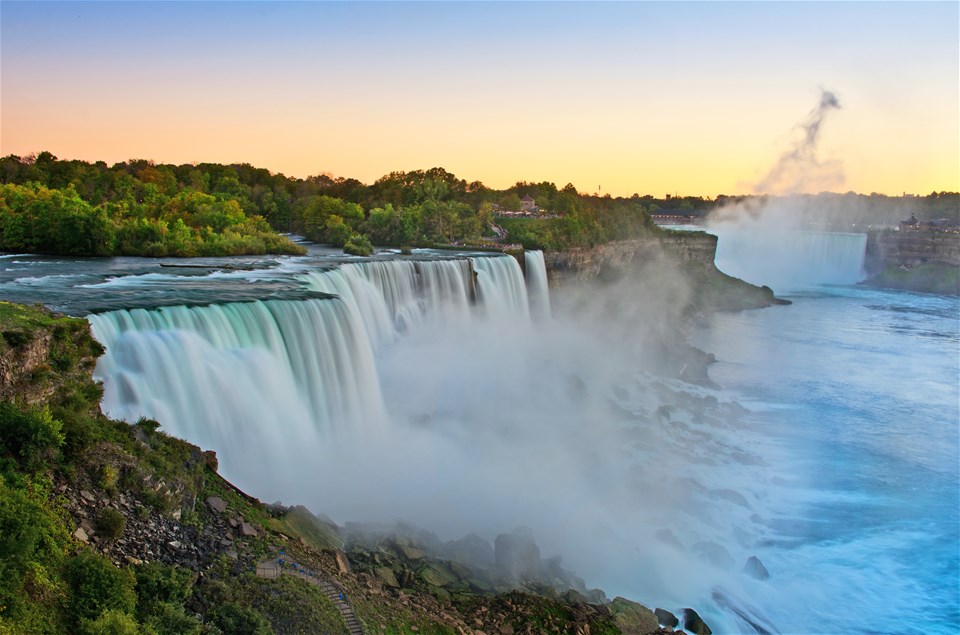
[542,234,719,287]
[0,302,104,407]
[866,229,960,270]
[864,229,960,295]
[654,608,679,628]
[494,527,541,581]
[442,533,495,569]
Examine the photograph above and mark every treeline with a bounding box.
[0,153,665,256]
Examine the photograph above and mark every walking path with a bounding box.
[256,555,364,635]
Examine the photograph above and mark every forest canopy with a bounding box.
[1,152,955,257]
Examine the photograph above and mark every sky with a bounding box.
[1,1,957,198]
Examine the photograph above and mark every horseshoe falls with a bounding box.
[1,245,957,635]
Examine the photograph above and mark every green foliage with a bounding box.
[0,471,69,624]
[209,602,272,635]
[0,402,64,472]
[0,178,304,258]
[95,508,126,541]
[343,233,374,256]
[142,602,200,635]
[65,550,137,626]
[81,609,144,635]
[134,563,193,616]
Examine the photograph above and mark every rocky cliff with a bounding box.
[541,231,784,313]
[542,232,719,287]
[864,230,960,295]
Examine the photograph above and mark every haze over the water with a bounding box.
[2,1,957,197]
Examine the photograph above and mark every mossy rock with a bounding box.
[418,563,457,588]
[608,596,661,635]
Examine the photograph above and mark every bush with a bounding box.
[209,602,272,635]
[80,609,142,635]
[343,233,374,256]
[134,563,194,616]
[143,602,201,635]
[0,402,64,472]
[65,550,137,625]
[95,508,126,541]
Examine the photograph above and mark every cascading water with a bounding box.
[525,250,551,319]
[87,254,532,483]
[472,254,530,320]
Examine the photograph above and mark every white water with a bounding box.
[3,245,956,634]
[87,254,532,480]
[525,249,552,319]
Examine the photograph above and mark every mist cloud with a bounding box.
[753,89,844,195]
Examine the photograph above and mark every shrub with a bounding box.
[95,508,126,541]
[65,550,137,624]
[134,563,194,615]
[0,402,64,472]
[343,233,374,256]
[80,609,142,635]
[209,602,272,635]
[143,602,202,635]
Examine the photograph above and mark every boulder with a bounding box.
[654,608,679,628]
[743,555,770,580]
[608,597,661,635]
[334,550,351,574]
[375,566,399,588]
[681,608,712,635]
[206,496,227,513]
[240,522,259,537]
[494,527,540,580]
[73,527,90,543]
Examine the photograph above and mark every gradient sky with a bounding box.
[2,1,957,197]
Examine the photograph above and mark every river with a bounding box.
[1,237,956,634]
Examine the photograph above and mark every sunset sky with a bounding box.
[2,1,957,198]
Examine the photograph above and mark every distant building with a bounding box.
[520,195,537,212]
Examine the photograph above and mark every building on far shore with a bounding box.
[520,195,537,213]
[650,213,698,226]
[900,213,960,233]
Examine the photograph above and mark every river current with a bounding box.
[1,237,957,635]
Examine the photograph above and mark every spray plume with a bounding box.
[753,89,844,195]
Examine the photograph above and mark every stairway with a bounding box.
[256,557,364,634]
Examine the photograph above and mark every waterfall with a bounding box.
[472,255,530,320]
[299,259,474,349]
[87,254,542,483]
[524,250,551,319]
[711,227,867,290]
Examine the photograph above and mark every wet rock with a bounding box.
[655,608,679,628]
[681,608,712,635]
[609,597,660,634]
[743,556,770,580]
